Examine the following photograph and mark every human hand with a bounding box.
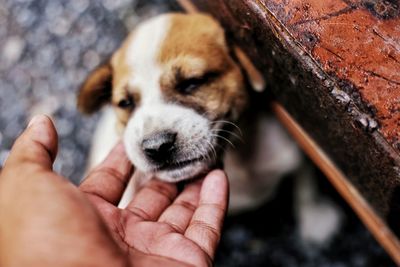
[81,138,229,267]
[0,115,229,267]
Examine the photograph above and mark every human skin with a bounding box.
[0,115,229,267]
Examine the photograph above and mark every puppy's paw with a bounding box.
[297,198,343,246]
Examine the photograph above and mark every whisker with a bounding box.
[205,139,218,161]
[195,142,207,162]
[211,129,244,143]
[211,134,236,148]
[200,142,211,162]
[210,120,243,136]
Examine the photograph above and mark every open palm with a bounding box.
[80,144,228,267]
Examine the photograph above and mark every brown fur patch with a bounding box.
[158,14,248,120]
[77,63,113,114]
[108,32,141,128]
[110,33,137,91]
[113,89,141,128]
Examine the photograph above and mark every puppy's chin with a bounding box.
[154,161,212,182]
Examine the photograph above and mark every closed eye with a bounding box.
[175,72,219,94]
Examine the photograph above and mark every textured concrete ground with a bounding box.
[0,0,395,266]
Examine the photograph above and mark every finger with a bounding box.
[80,142,133,205]
[184,170,229,260]
[158,179,203,233]
[5,115,58,171]
[126,179,178,222]
[129,249,192,267]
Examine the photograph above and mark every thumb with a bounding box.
[5,115,58,171]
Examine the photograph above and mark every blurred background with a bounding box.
[0,0,396,266]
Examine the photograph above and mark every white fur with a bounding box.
[295,165,342,245]
[121,15,168,102]
[124,103,212,182]
[118,172,136,208]
[113,15,215,182]
[87,107,119,170]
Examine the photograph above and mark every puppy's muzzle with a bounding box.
[141,131,177,164]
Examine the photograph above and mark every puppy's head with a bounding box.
[78,13,263,182]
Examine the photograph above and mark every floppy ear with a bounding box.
[233,46,265,92]
[77,63,113,114]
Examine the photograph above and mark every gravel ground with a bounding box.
[0,0,395,266]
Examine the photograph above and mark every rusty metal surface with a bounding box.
[264,0,400,151]
[189,0,400,235]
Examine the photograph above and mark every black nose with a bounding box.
[142,131,177,164]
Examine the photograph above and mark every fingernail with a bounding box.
[25,114,57,162]
[28,115,50,128]
[208,169,226,182]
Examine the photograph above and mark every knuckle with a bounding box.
[146,181,176,202]
[175,200,197,212]
[127,206,152,221]
[189,220,221,240]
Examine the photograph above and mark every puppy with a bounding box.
[77,13,341,242]
[78,13,299,211]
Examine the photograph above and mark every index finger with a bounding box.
[184,170,229,260]
[79,142,133,205]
